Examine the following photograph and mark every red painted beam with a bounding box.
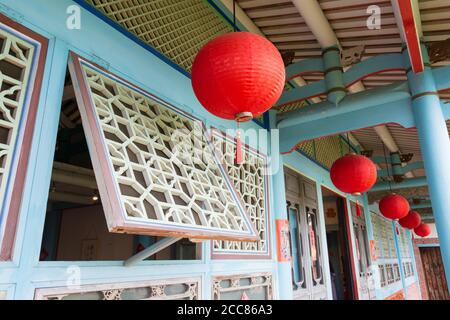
[398,0,424,73]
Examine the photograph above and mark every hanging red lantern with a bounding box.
[330,154,377,195]
[379,194,410,220]
[414,223,431,238]
[398,210,422,229]
[191,32,285,164]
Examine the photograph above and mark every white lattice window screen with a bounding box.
[399,228,411,258]
[71,57,257,241]
[387,222,397,258]
[35,278,200,300]
[212,273,273,300]
[380,216,390,258]
[211,132,268,255]
[370,212,381,259]
[0,27,35,212]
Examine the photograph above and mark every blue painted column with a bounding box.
[362,194,374,241]
[392,221,408,299]
[405,45,450,290]
[322,46,346,105]
[268,110,293,300]
[407,229,422,299]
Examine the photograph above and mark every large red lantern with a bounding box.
[414,223,431,237]
[379,194,410,220]
[192,32,285,121]
[191,32,285,164]
[330,154,377,195]
[399,210,422,229]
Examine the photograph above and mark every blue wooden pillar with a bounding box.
[392,221,408,299]
[322,46,346,105]
[361,194,374,241]
[268,110,293,300]
[405,45,450,290]
[407,229,422,299]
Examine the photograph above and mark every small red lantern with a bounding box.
[330,154,377,195]
[192,32,285,164]
[414,223,431,238]
[379,194,410,220]
[399,210,422,229]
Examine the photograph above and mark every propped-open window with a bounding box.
[41,68,202,261]
[65,53,257,244]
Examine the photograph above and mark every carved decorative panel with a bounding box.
[0,15,48,260]
[35,277,200,300]
[68,53,257,242]
[212,273,273,300]
[211,130,270,257]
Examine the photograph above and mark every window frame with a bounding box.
[0,14,48,260]
[67,52,258,242]
[210,129,271,260]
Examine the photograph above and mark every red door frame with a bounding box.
[322,186,360,300]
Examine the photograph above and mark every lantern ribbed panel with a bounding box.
[379,194,410,220]
[192,32,285,120]
[330,154,377,194]
[414,223,431,237]
[399,210,422,229]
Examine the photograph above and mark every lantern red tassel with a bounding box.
[330,154,377,195]
[399,210,422,229]
[356,201,362,217]
[235,128,242,165]
[414,223,431,238]
[379,194,410,220]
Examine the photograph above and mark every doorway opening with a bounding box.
[322,187,356,300]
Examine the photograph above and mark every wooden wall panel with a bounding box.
[420,247,450,300]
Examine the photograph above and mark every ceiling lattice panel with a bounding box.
[298,134,349,170]
[86,0,232,72]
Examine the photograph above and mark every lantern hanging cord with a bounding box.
[347,132,350,154]
[382,142,393,193]
[233,0,237,32]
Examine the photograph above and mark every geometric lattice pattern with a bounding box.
[212,273,273,300]
[211,131,269,256]
[398,228,410,258]
[0,26,35,215]
[372,213,395,259]
[35,278,200,300]
[298,135,352,169]
[370,212,382,260]
[72,57,257,241]
[85,0,232,72]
